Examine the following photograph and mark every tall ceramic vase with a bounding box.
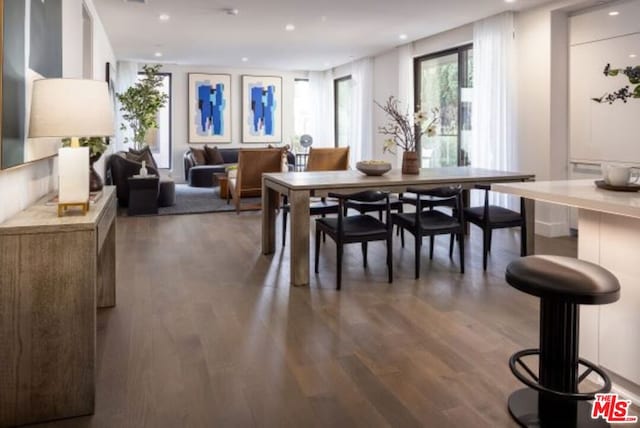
[402,151,420,175]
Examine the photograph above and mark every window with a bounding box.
[293,79,311,140]
[334,75,352,148]
[414,45,473,168]
[137,72,172,169]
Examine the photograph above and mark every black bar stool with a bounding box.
[505,255,620,428]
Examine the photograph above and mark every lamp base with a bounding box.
[57,201,89,217]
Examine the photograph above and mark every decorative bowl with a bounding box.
[356,161,392,176]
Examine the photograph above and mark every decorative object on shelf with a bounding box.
[29,78,114,216]
[188,73,231,143]
[62,136,109,192]
[595,180,640,192]
[1,0,63,170]
[241,75,283,143]
[592,63,640,104]
[375,96,439,174]
[117,64,169,150]
[356,160,392,176]
[139,160,148,177]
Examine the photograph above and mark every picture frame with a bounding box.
[241,75,282,144]
[188,73,231,144]
[105,62,117,145]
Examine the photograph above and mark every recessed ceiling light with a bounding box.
[608,11,619,16]
[159,13,170,22]
[225,8,239,16]
[399,34,408,40]
[154,52,163,57]
[241,57,248,62]
[505,0,516,3]
[630,54,637,58]
[285,24,295,31]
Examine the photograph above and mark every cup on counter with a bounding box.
[603,165,640,186]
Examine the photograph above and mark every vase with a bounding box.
[89,154,103,192]
[402,151,420,175]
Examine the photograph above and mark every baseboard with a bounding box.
[535,220,570,238]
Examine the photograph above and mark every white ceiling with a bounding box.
[94,0,557,71]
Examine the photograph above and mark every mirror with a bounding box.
[1,0,63,170]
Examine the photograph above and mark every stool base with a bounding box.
[508,388,610,428]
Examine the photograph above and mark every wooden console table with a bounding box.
[0,186,117,426]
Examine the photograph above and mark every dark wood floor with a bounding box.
[31,210,629,427]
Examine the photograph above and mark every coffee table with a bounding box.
[214,173,228,199]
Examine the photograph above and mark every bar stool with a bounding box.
[505,255,620,428]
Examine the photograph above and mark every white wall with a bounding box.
[157,64,306,181]
[0,0,115,223]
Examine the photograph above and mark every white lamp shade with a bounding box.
[28,79,114,138]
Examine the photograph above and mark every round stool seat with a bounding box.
[506,255,620,305]
[158,178,176,207]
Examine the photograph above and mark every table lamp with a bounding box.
[29,79,114,216]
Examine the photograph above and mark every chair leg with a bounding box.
[315,227,321,274]
[488,229,493,253]
[449,233,454,258]
[378,210,383,221]
[459,232,465,274]
[482,228,490,271]
[520,224,527,257]
[415,236,422,279]
[361,242,368,268]
[321,214,326,243]
[282,210,288,247]
[401,226,405,248]
[429,236,434,260]
[387,235,393,283]
[336,243,343,290]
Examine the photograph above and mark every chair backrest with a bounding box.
[306,147,350,171]
[406,185,463,223]
[236,149,283,193]
[329,191,391,232]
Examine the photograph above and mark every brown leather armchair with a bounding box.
[228,149,283,214]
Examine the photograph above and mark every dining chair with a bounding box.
[282,147,350,246]
[228,149,283,214]
[315,190,393,290]
[463,184,526,270]
[392,186,465,279]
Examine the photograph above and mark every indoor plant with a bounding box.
[375,96,439,174]
[117,64,169,149]
[592,63,640,104]
[62,137,109,192]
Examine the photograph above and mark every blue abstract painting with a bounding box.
[189,74,231,143]
[242,75,282,143]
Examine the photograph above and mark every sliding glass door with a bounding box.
[414,45,473,168]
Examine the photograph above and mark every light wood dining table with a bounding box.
[262,167,535,286]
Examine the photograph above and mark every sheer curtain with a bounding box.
[308,70,334,148]
[115,61,138,152]
[397,44,414,168]
[471,12,517,207]
[349,57,374,165]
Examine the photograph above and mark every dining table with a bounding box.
[262,167,536,286]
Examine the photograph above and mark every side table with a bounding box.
[214,172,229,200]
[128,176,159,215]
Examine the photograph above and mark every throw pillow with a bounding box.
[190,147,207,165]
[204,145,224,165]
[128,146,158,170]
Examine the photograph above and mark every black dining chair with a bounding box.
[463,185,526,271]
[315,190,393,290]
[392,186,465,279]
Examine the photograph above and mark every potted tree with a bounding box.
[117,64,169,150]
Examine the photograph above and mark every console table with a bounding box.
[0,186,117,426]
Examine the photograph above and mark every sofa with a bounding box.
[107,148,175,207]
[184,147,295,187]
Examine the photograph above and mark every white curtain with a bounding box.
[471,12,517,207]
[397,44,414,168]
[349,58,374,166]
[115,61,138,152]
[308,70,334,148]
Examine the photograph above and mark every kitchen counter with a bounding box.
[494,179,640,403]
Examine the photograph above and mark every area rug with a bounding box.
[157,184,262,216]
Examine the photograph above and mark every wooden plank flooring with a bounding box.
[26,210,633,427]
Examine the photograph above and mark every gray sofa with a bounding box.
[184,148,295,187]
